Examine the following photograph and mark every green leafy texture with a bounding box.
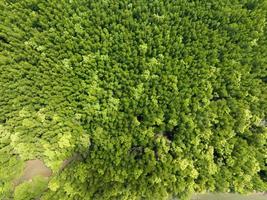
[0,0,266,200]
[0,125,25,198]
[13,176,48,200]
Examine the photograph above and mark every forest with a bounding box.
[0,0,266,199]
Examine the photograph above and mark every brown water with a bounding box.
[191,193,267,200]
[13,155,80,186]
[13,159,52,186]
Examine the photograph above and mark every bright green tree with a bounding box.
[0,0,266,199]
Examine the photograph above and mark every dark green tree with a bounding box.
[0,0,266,199]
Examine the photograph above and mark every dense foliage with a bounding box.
[0,0,267,199]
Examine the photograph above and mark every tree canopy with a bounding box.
[0,0,266,199]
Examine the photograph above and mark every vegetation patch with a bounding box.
[0,0,266,199]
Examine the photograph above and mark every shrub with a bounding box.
[0,0,266,199]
